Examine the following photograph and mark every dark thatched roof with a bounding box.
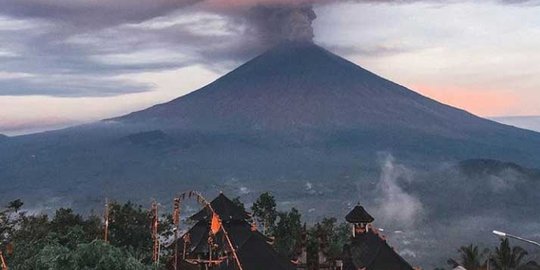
[345,205,374,224]
[190,193,250,222]
[171,193,294,270]
[343,231,413,270]
[217,233,295,270]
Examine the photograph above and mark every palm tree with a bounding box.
[449,244,488,270]
[491,238,528,270]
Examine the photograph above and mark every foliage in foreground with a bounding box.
[2,195,540,270]
[444,239,539,270]
[1,195,350,269]
[1,200,163,269]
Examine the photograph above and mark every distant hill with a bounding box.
[417,159,540,219]
[458,159,540,178]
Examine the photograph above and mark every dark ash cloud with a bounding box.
[247,5,317,45]
[0,0,536,97]
[0,0,202,30]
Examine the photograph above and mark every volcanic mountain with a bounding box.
[3,42,540,266]
[114,42,540,166]
[1,41,540,207]
[120,42,496,133]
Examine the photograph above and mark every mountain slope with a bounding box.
[2,42,540,266]
[118,42,498,134]
[1,41,540,203]
[113,42,540,166]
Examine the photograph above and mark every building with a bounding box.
[341,204,415,270]
[168,193,295,270]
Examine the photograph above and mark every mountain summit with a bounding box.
[114,42,540,166]
[119,42,470,132]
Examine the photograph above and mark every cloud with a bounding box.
[239,186,250,194]
[0,117,80,136]
[0,0,538,98]
[0,75,150,97]
[0,0,202,30]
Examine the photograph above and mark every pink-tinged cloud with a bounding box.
[412,85,521,117]
[0,117,80,135]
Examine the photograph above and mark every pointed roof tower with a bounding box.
[342,204,414,270]
[345,204,374,224]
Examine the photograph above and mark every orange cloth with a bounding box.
[211,213,221,234]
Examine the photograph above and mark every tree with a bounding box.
[107,201,153,262]
[107,201,172,264]
[2,201,175,269]
[448,244,488,270]
[251,192,277,235]
[28,240,150,270]
[232,197,246,213]
[273,208,303,259]
[303,218,352,269]
[6,214,54,269]
[491,238,528,270]
[308,218,350,261]
[7,200,24,213]
[1,199,25,246]
[50,208,101,245]
[70,240,150,269]
[518,261,540,270]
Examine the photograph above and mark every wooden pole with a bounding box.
[151,200,160,269]
[173,197,180,270]
[176,191,244,270]
[0,250,8,270]
[201,194,243,270]
[183,234,189,260]
[104,198,109,243]
[180,191,244,270]
[221,226,243,270]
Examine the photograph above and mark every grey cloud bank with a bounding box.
[0,0,537,97]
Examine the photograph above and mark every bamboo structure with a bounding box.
[176,191,244,270]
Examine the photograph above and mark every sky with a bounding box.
[0,0,539,135]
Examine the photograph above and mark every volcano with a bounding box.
[119,42,500,133]
[3,42,540,266]
[1,41,540,209]
[112,42,540,166]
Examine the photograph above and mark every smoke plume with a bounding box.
[373,154,424,227]
[247,4,317,45]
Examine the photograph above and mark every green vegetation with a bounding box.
[2,195,540,270]
[0,200,167,269]
[444,240,539,270]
